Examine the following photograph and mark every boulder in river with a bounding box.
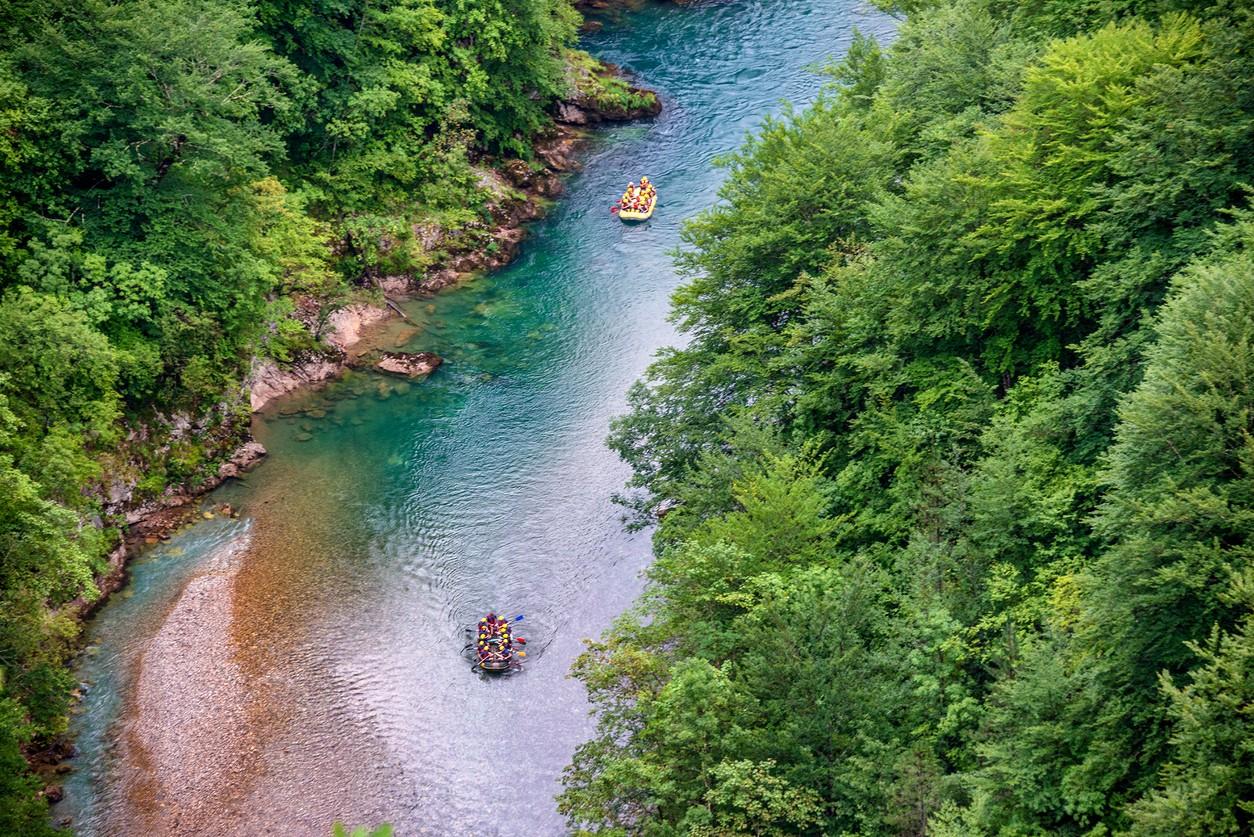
[376,351,443,379]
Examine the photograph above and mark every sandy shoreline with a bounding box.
[111,537,255,835]
[102,486,401,834]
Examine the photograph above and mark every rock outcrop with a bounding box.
[325,303,391,352]
[248,353,344,413]
[375,351,443,378]
[217,441,268,480]
[556,61,662,124]
[248,302,395,413]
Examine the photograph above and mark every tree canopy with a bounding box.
[569,1,1254,834]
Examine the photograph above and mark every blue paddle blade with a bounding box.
[512,614,524,622]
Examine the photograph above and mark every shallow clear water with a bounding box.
[58,2,893,834]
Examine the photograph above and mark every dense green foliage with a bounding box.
[565,1,1254,834]
[0,0,592,827]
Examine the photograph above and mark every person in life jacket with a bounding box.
[478,612,499,663]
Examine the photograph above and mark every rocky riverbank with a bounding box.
[127,63,660,523]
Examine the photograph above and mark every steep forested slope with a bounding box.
[563,1,1254,834]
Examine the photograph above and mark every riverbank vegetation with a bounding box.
[563,0,1254,834]
[0,0,618,829]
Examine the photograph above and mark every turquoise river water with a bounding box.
[57,2,893,834]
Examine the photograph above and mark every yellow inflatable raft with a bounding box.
[618,193,657,222]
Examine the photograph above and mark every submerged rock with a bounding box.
[393,326,420,347]
[415,268,466,295]
[375,351,443,378]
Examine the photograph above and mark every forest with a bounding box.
[561,0,1254,834]
[0,0,635,830]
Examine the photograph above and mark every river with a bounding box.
[56,2,893,834]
